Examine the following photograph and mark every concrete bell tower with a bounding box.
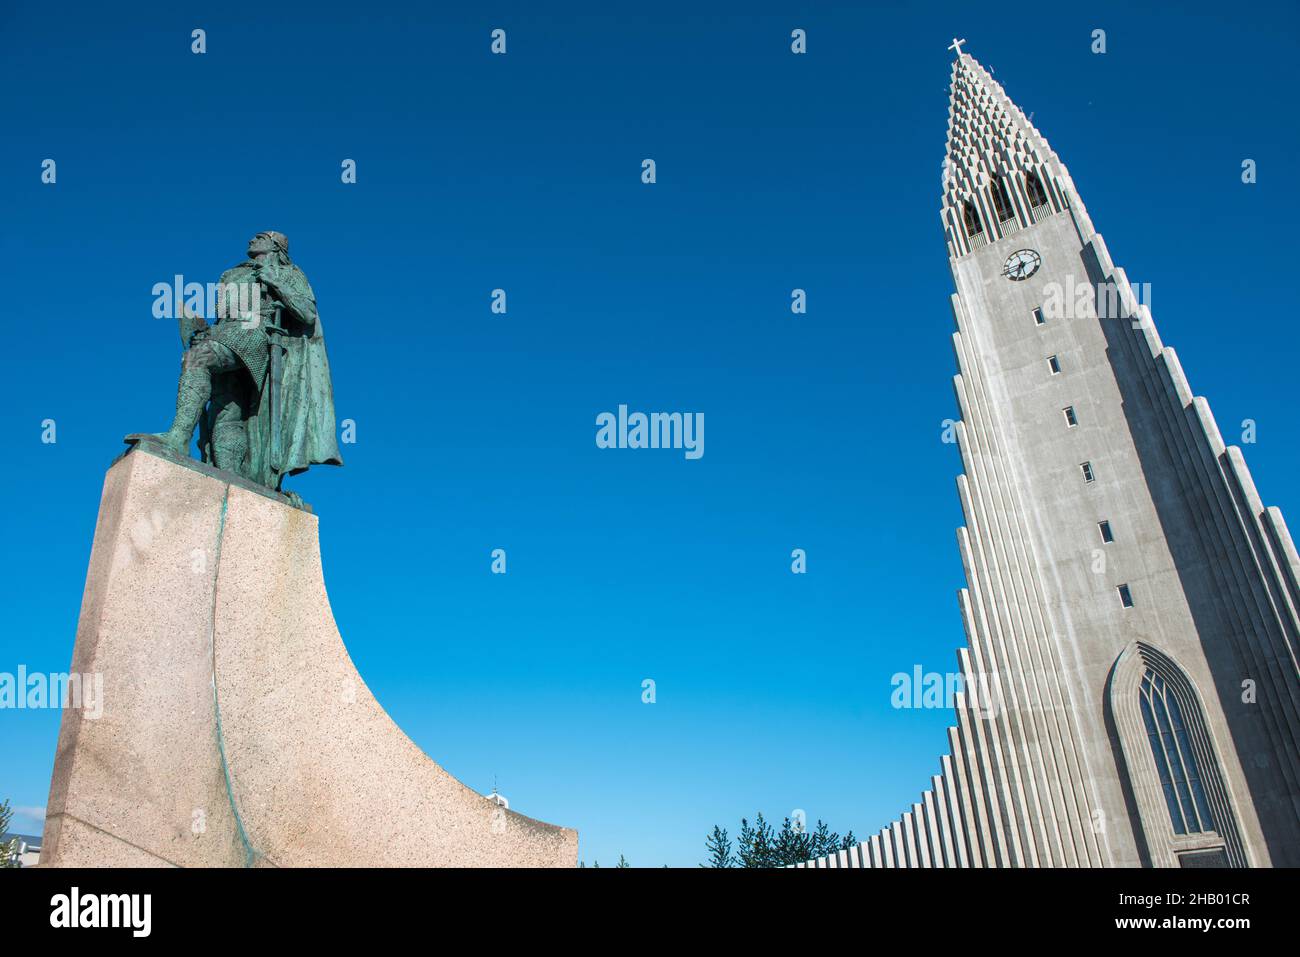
[801,44,1300,869]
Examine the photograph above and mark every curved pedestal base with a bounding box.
[42,448,577,867]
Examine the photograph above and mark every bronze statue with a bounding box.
[128,231,341,500]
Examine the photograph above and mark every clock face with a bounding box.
[1002,248,1041,281]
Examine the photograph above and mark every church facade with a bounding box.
[800,48,1300,868]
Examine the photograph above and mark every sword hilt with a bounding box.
[269,306,284,473]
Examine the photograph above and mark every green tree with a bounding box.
[702,825,732,868]
[735,813,776,867]
[708,811,857,868]
[0,798,18,868]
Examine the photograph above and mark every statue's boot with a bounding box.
[135,363,211,456]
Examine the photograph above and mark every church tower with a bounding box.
[801,44,1300,868]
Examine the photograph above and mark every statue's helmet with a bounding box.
[249,231,289,256]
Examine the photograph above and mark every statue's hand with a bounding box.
[256,260,281,291]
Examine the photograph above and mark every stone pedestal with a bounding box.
[42,447,577,867]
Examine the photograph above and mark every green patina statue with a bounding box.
[128,231,342,501]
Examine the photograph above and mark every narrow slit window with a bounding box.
[1118,583,1134,608]
[1063,406,1078,427]
[1025,169,1050,207]
[1033,307,1046,326]
[991,176,1015,222]
[1047,355,1061,374]
[1099,520,1114,543]
[1081,461,1095,483]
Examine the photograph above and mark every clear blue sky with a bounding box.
[2,1,1297,866]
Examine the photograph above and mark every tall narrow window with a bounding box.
[1047,354,1061,374]
[962,202,983,240]
[1081,461,1095,483]
[1025,169,1049,207]
[1033,307,1045,326]
[990,176,1015,222]
[1118,583,1134,607]
[1098,520,1114,543]
[1063,406,1078,427]
[1139,669,1216,835]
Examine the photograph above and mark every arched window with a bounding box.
[962,202,983,239]
[990,177,1015,223]
[1109,642,1246,866]
[1025,169,1049,207]
[1139,669,1216,835]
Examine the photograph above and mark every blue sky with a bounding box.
[1,1,1297,865]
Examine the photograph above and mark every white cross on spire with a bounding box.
[948,37,967,58]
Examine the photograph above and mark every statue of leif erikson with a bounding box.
[128,231,342,502]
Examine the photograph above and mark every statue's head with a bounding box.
[248,231,290,263]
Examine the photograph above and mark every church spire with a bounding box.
[940,45,1077,260]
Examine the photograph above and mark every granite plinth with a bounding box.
[41,447,577,867]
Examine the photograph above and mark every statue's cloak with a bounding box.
[201,260,342,490]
